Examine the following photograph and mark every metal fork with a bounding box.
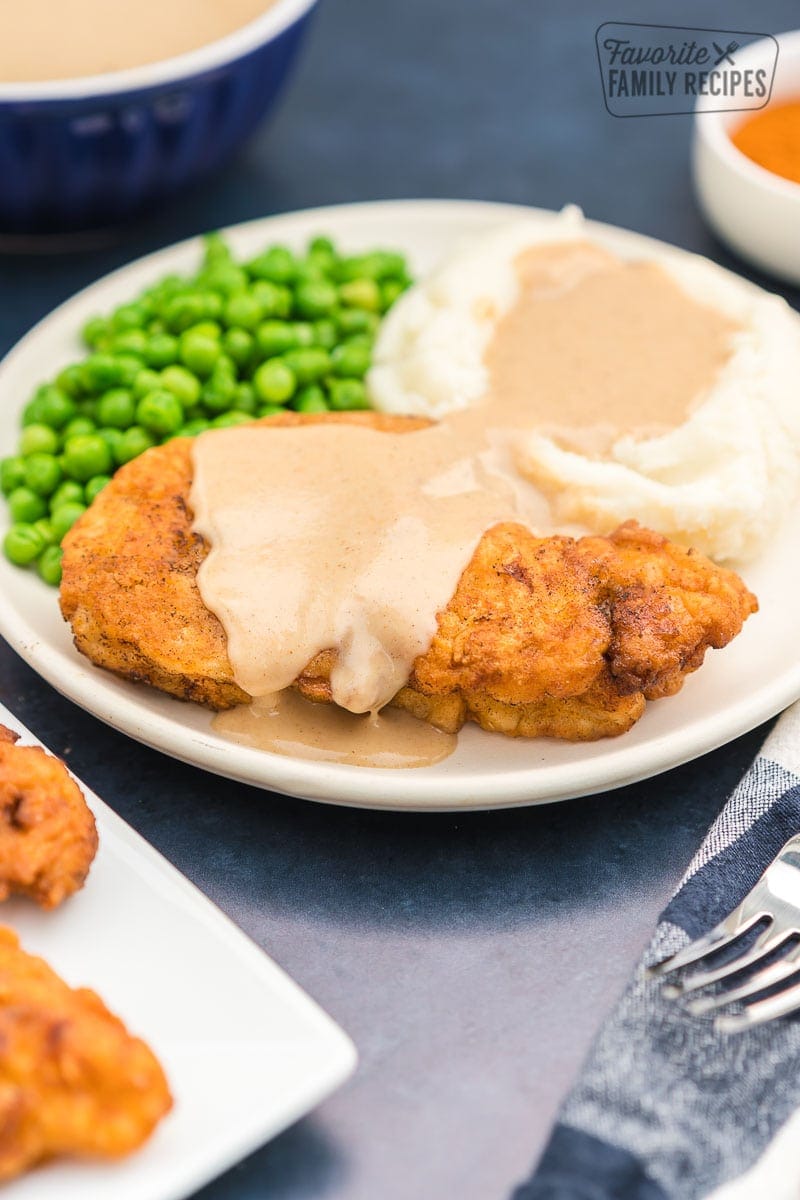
[649,833,800,1033]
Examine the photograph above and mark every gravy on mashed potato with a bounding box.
[0,0,277,82]
[190,231,740,764]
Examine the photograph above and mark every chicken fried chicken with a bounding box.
[0,926,171,1180]
[0,726,98,908]
[59,413,757,741]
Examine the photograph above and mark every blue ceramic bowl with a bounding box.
[0,0,317,236]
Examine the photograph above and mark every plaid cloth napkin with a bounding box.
[513,700,800,1200]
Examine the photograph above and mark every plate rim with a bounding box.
[0,197,797,812]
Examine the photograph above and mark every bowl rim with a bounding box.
[0,0,318,103]
[694,28,800,200]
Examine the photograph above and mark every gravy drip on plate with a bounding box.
[2,0,278,82]
[191,239,737,753]
[214,690,456,768]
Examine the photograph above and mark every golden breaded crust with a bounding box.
[0,726,98,909]
[0,926,171,1180]
[60,413,757,742]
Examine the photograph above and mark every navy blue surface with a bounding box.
[514,1125,667,1200]
[1,1,799,1198]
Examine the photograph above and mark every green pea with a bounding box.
[339,278,381,311]
[312,319,338,350]
[97,427,126,461]
[115,353,147,387]
[50,480,85,510]
[337,307,379,337]
[337,252,405,282]
[201,358,237,413]
[132,368,163,400]
[294,279,338,318]
[309,235,336,257]
[37,544,63,586]
[200,264,248,296]
[257,405,286,419]
[21,396,47,426]
[163,294,210,333]
[381,279,407,310]
[19,424,59,457]
[252,280,291,318]
[56,364,86,398]
[23,453,62,497]
[292,322,315,346]
[136,390,184,437]
[203,231,233,266]
[328,379,368,411]
[111,303,147,332]
[82,316,110,349]
[161,365,201,407]
[62,434,113,482]
[1,457,27,496]
[50,502,87,542]
[180,329,221,377]
[4,523,46,566]
[8,487,47,523]
[223,291,263,331]
[294,385,329,414]
[247,246,297,285]
[84,474,111,504]
[81,353,124,393]
[232,383,257,414]
[34,386,76,430]
[211,412,252,429]
[144,333,179,368]
[306,243,337,275]
[255,321,298,359]
[97,388,136,429]
[62,417,96,441]
[223,328,254,367]
[177,419,211,437]
[253,360,296,405]
[330,341,371,378]
[33,518,56,546]
[114,426,155,465]
[111,329,148,357]
[282,347,331,384]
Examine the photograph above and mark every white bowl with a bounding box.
[693,30,800,284]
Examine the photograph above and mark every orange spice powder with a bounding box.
[732,101,800,185]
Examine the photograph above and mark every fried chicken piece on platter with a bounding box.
[0,927,171,1180]
[59,412,757,742]
[0,726,98,908]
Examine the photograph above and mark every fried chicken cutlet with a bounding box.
[0,726,97,909]
[59,412,757,742]
[0,926,171,1180]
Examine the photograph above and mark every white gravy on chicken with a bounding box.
[191,240,737,766]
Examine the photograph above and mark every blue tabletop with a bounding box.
[0,1,798,1197]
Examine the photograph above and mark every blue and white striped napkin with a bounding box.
[513,701,800,1200]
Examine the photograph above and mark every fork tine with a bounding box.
[647,896,768,979]
[716,973,800,1033]
[685,944,800,1015]
[667,924,788,997]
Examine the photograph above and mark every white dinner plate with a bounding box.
[0,200,798,811]
[0,701,356,1200]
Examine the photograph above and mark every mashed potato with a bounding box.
[368,207,800,561]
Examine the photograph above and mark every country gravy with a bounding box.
[2,0,277,82]
[190,241,737,767]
